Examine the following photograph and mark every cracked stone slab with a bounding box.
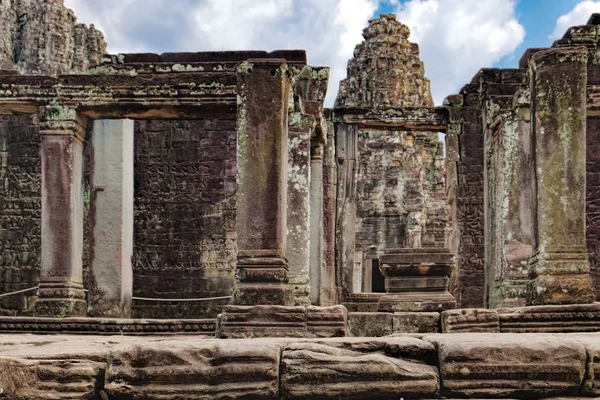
[280,337,439,399]
[424,333,587,398]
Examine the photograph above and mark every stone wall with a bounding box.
[0,115,41,314]
[587,118,600,301]
[449,16,600,307]
[132,119,236,319]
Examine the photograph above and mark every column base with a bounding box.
[34,280,86,317]
[527,274,595,306]
[233,283,293,306]
[234,256,293,305]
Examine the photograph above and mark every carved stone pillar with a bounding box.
[35,105,86,316]
[310,143,324,305]
[233,59,293,306]
[527,47,595,305]
[87,120,134,318]
[286,114,312,305]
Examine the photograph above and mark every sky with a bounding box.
[63,0,600,107]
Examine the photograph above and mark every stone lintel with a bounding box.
[334,106,448,131]
[380,248,455,271]
[101,49,308,66]
[0,72,238,118]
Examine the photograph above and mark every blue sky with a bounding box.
[375,0,584,70]
[65,0,600,106]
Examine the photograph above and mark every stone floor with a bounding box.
[0,332,599,399]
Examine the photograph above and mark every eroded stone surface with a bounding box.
[280,337,439,399]
[336,14,433,108]
[348,312,393,337]
[217,305,347,338]
[105,339,282,400]
[0,333,597,399]
[425,333,587,398]
[498,303,600,333]
[394,312,440,333]
[0,0,106,75]
[441,309,500,333]
[569,334,600,396]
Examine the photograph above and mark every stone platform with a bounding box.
[0,316,216,335]
[0,332,599,399]
[347,303,600,336]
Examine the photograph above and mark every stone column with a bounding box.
[321,117,338,305]
[335,122,358,302]
[527,47,595,305]
[35,105,86,316]
[87,120,134,318]
[286,112,313,306]
[310,143,324,305]
[234,59,293,305]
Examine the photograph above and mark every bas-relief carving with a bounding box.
[132,119,236,318]
[0,115,41,312]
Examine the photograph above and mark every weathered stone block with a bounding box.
[570,334,600,395]
[378,292,456,312]
[105,340,281,400]
[307,305,347,337]
[425,333,587,398]
[527,274,595,306]
[280,337,439,399]
[498,303,600,333]
[348,312,393,337]
[393,312,440,333]
[441,309,500,333]
[217,305,347,338]
[0,357,104,400]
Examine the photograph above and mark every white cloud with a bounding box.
[63,0,378,107]
[394,0,525,104]
[551,0,600,40]
[62,0,526,107]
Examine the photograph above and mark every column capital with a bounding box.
[38,104,87,141]
[310,141,324,160]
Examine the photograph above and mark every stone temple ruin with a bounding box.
[0,1,600,399]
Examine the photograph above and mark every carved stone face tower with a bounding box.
[336,14,434,108]
[335,14,452,310]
